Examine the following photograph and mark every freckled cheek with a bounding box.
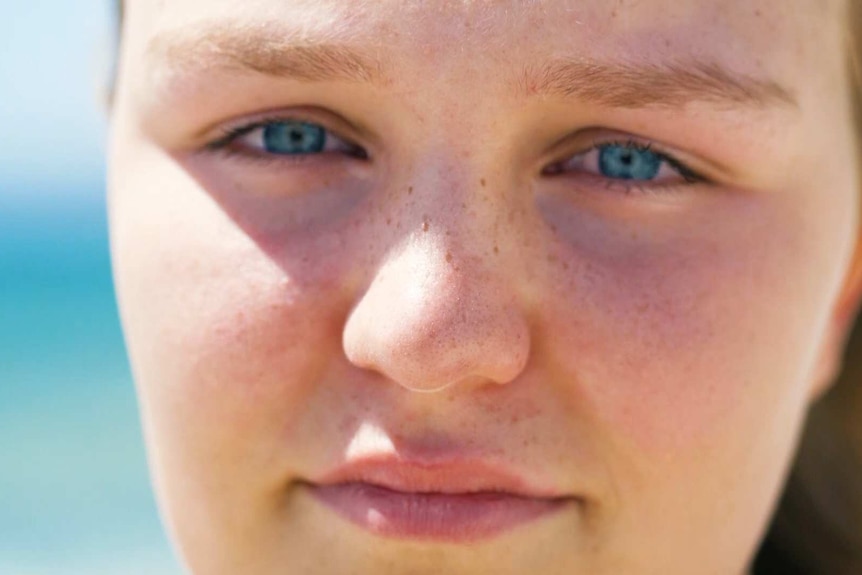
[540,212,817,454]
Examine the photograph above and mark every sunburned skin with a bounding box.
[109,0,862,573]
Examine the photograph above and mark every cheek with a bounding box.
[539,192,838,456]
[110,147,354,481]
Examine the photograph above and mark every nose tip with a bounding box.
[343,244,531,393]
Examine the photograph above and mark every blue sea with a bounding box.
[0,180,181,574]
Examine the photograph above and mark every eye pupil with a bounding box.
[599,144,661,180]
[263,121,326,155]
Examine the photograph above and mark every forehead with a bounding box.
[126,0,842,68]
[120,0,848,125]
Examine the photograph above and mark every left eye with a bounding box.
[550,141,699,184]
[259,121,329,155]
[596,144,662,180]
[210,119,364,158]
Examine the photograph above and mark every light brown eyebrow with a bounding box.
[146,22,387,84]
[146,22,797,112]
[519,59,798,110]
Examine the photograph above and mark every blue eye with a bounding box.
[207,117,365,161]
[546,138,701,189]
[598,144,661,180]
[262,121,326,155]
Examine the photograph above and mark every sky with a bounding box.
[0,0,112,199]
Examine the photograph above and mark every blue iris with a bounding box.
[598,144,662,180]
[262,121,326,155]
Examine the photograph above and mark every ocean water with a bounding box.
[0,182,181,574]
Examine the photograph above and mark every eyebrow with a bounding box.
[147,23,797,111]
[519,59,798,110]
[146,22,386,84]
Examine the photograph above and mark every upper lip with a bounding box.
[309,455,569,499]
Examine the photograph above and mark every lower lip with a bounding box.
[307,482,572,543]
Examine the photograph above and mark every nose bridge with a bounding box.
[342,185,531,392]
[403,125,515,249]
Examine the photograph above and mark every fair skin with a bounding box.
[109,0,862,573]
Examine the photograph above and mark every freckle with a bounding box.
[480,178,486,187]
[446,251,453,263]
[547,253,557,263]
[408,186,414,195]
[422,217,429,232]
[386,217,392,226]
[494,245,499,254]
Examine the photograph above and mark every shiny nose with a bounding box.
[342,237,531,393]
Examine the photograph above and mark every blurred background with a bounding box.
[0,1,181,573]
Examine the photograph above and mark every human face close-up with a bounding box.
[108,1,862,573]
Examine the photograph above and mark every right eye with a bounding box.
[207,118,367,160]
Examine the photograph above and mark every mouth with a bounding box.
[303,457,580,543]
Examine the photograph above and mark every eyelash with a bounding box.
[547,138,706,196]
[605,140,700,182]
[204,116,367,164]
[203,118,707,193]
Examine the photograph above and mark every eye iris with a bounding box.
[598,145,662,180]
[263,122,326,155]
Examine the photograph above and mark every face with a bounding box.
[109,0,862,573]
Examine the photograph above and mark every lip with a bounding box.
[304,457,578,543]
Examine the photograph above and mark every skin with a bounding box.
[109,0,862,573]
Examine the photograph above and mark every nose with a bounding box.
[342,229,531,393]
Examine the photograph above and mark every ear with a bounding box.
[809,231,862,401]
